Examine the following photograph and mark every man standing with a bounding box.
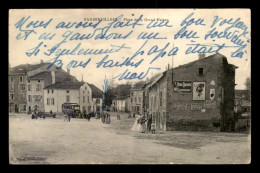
[147,115,152,132]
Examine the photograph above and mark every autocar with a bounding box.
[62,103,80,118]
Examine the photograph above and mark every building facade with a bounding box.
[130,88,144,115]
[79,83,95,114]
[9,68,27,113]
[148,53,237,131]
[43,81,84,113]
[88,83,103,113]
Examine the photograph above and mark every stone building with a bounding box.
[112,96,129,112]
[148,53,237,131]
[27,64,77,113]
[9,61,57,113]
[9,65,28,113]
[88,83,103,113]
[43,80,85,114]
[79,83,95,114]
[130,87,145,115]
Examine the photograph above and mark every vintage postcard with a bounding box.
[8,9,251,164]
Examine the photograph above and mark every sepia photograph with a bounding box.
[8,9,251,164]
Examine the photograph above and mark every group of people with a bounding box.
[131,113,155,133]
[101,112,111,124]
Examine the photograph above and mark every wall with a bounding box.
[9,74,27,113]
[27,79,45,112]
[93,98,103,112]
[130,89,144,114]
[125,97,131,112]
[148,75,167,130]
[44,89,80,113]
[79,83,94,114]
[165,56,225,131]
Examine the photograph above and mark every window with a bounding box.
[47,98,50,105]
[51,98,54,105]
[28,95,31,102]
[34,95,42,102]
[48,90,49,94]
[19,104,26,111]
[20,94,26,100]
[10,94,14,100]
[199,68,204,76]
[36,84,42,92]
[66,95,70,102]
[97,106,100,112]
[135,97,137,103]
[19,76,24,82]
[83,96,85,103]
[19,84,26,91]
[66,90,70,93]
[38,80,40,83]
[131,97,133,102]
[139,97,141,103]
[28,84,31,91]
[52,90,54,94]
[10,84,14,91]
[96,99,100,103]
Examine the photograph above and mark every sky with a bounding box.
[9,9,251,90]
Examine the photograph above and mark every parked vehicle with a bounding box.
[37,111,56,118]
[62,103,80,118]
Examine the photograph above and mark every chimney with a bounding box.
[67,68,70,74]
[40,59,43,64]
[199,53,206,60]
[81,74,83,82]
[51,71,55,84]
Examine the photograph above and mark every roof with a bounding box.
[28,71,50,80]
[44,81,85,89]
[9,63,52,75]
[114,96,129,100]
[88,83,103,98]
[148,72,165,88]
[171,53,237,70]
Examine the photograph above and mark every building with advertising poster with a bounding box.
[148,53,237,131]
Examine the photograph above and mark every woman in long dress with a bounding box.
[131,114,142,132]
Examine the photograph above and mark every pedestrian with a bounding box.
[140,115,146,133]
[151,120,155,134]
[68,112,71,122]
[101,113,105,123]
[147,115,152,132]
[87,113,91,121]
[117,114,120,120]
[107,114,111,124]
[63,111,67,122]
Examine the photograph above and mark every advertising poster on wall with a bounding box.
[173,81,192,93]
[210,89,215,100]
[193,82,205,100]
